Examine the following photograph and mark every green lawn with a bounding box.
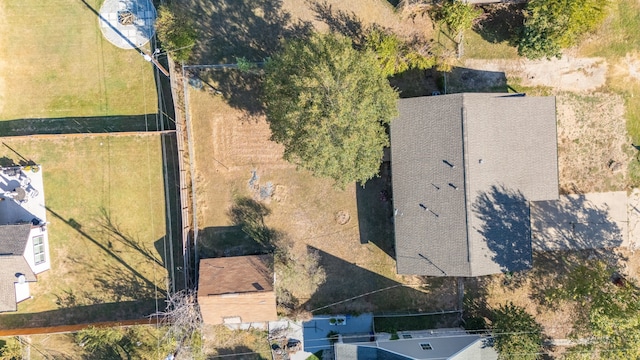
[0,134,168,328]
[462,31,518,60]
[0,0,157,120]
[578,0,640,58]
[374,313,460,333]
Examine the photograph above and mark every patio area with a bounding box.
[0,166,47,226]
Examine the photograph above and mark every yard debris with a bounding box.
[334,210,351,225]
[260,181,274,200]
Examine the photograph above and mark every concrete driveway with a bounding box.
[531,191,630,251]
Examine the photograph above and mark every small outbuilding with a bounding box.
[197,255,277,327]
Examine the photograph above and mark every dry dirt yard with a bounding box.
[187,86,457,314]
[556,92,632,193]
[281,0,434,39]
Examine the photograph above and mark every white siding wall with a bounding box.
[14,282,30,302]
[24,227,51,274]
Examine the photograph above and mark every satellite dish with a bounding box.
[17,274,26,284]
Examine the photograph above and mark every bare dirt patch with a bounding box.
[556,92,632,193]
[282,0,434,39]
[464,57,608,92]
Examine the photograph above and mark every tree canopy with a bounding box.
[518,0,610,59]
[155,5,197,62]
[435,0,481,40]
[263,33,399,187]
[548,260,640,359]
[364,26,435,77]
[492,302,544,360]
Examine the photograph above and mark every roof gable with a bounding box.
[0,256,36,312]
[198,255,273,296]
[0,224,32,255]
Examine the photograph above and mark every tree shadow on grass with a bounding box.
[305,246,458,315]
[473,3,525,46]
[209,345,268,360]
[527,194,625,307]
[445,67,508,93]
[307,0,367,47]
[47,207,163,293]
[179,0,312,115]
[198,197,282,259]
[97,207,164,268]
[355,161,395,258]
[389,68,440,98]
[0,301,158,329]
[47,219,167,326]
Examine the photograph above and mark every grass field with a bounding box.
[0,0,157,121]
[0,134,168,328]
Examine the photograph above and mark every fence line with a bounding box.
[168,58,194,289]
[181,63,200,287]
[0,130,174,141]
[374,310,462,318]
[0,317,164,337]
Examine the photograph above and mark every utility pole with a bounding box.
[143,49,170,77]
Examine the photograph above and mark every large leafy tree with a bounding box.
[436,0,481,41]
[549,260,640,359]
[263,33,398,187]
[364,26,435,77]
[155,5,197,62]
[492,302,544,360]
[518,0,610,59]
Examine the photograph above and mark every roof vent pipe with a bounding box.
[443,160,455,168]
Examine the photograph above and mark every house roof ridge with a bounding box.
[460,95,473,275]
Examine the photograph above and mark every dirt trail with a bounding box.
[464,57,608,92]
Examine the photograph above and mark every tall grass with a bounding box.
[579,0,640,57]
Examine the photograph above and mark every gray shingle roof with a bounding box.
[0,256,36,312]
[335,335,497,360]
[0,224,32,255]
[391,94,558,277]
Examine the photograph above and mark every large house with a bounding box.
[390,94,559,277]
[197,255,277,327]
[0,165,51,312]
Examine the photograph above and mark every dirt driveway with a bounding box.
[464,56,608,92]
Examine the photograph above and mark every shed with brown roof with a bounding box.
[197,255,277,326]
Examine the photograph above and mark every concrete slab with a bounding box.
[627,188,640,250]
[531,191,628,251]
